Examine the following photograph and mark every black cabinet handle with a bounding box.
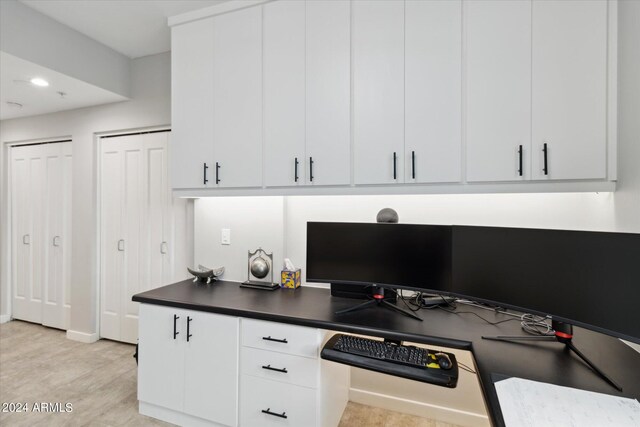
[518,145,523,177]
[186,316,192,342]
[173,315,179,339]
[542,143,548,175]
[411,151,416,179]
[203,163,209,184]
[262,336,288,344]
[294,157,299,183]
[215,162,221,184]
[262,364,288,373]
[262,408,287,419]
[309,157,314,182]
[393,152,397,180]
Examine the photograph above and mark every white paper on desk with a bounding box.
[495,377,640,427]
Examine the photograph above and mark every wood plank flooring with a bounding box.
[0,320,459,427]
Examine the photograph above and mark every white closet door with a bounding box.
[405,0,462,184]
[101,132,186,344]
[10,145,38,323]
[100,138,127,341]
[43,142,72,330]
[465,0,531,182]
[264,0,306,188]
[11,143,71,328]
[353,0,405,185]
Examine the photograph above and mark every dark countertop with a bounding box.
[133,280,640,426]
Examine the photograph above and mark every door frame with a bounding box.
[1,136,73,324]
[94,126,170,340]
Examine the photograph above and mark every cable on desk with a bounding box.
[457,361,476,374]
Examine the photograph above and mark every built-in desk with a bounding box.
[133,280,640,426]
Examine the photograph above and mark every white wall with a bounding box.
[0,52,189,337]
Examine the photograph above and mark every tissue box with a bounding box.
[281,269,301,289]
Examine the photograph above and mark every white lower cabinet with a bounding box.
[138,304,239,426]
[239,319,349,427]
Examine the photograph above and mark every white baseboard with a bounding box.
[139,401,226,427]
[0,314,11,324]
[349,388,490,427]
[66,329,100,343]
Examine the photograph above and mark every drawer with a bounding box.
[241,319,320,358]
[240,375,317,427]
[241,347,319,389]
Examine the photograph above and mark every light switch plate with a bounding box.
[221,228,231,245]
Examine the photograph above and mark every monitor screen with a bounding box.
[452,226,640,344]
[306,222,452,293]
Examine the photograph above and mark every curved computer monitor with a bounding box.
[306,221,640,344]
[451,226,640,345]
[306,222,452,294]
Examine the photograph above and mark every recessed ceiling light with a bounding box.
[30,77,49,87]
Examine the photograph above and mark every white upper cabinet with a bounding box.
[531,0,607,181]
[212,7,263,188]
[171,18,214,189]
[306,0,351,186]
[466,0,532,183]
[169,0,615,195]
[405,0,462,184]
[353,0,405,185]
[264,1,306,187]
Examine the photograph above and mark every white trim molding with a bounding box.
[66,329,100,343]
[0,314,11,324]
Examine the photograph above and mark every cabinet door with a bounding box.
[353,0,404,185]
[138,304,185,412]
[184,311,239,426]
[306,0,351,186]
[531,0,607,181]
[264,1,306,188]
[171,18,215,189]
[466,1,531,182]
[212,7,263,188]
[405,0,462,184]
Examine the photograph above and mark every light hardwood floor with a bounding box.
[0,320,460,427]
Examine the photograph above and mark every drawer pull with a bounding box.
[262,408,287,419]
[262,364,288,374]
[262,336,288,344]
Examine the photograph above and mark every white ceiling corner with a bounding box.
[19,0,229,59]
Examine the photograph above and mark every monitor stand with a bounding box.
[482,320,622,391]
[334,286,422,321]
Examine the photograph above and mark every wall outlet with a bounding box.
[221,228,231,245]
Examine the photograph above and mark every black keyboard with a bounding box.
[321,334,458,388]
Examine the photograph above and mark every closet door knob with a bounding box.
[160,242,168,254]
[309,157,314,182]
[117,239,125,251]
[542,143,549,176]
[53,236,61,247]
[203,163,209,184]
[22,234,30,245]
[294,158,299,183]
[215,162,221,184]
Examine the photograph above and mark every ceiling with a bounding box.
[0,52,128,120]
[20,0,229,59]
